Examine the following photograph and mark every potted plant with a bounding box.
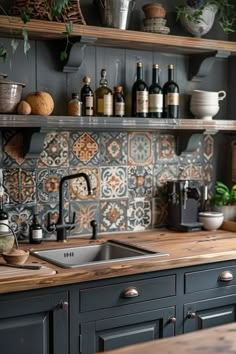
[210,181,236,221]
[176,0,236,37]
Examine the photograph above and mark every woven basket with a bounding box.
[12,0,86,25]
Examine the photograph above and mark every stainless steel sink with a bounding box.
[30,240,168,268]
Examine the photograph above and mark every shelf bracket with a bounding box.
[63,36,97,73]
[176,133,203,156]
[189,50,231,81]
[23,129,46,159]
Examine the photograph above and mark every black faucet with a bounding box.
[48,173,92,242]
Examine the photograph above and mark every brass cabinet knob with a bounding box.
[58,301,69,310]
[168,316,177,324]
[187,311,196,319]
[218,270,233,282]
[120,287,139,298]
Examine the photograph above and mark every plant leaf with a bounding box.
[22,28,31,55]
[11,39,19,55]
[0,45,8,62]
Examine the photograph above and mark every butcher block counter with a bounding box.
[104,322,236,354]
[1,228,236,294]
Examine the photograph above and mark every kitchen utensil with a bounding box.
[2,249,29,265]
[0,73,25,113]
[95,0,135,30]
[0,262,42,270]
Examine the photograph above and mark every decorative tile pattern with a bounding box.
[152,197,168,227]
[204,135,214,161]
[36,168,68,204]
[70,201,100,236]
[100,132,128,165]
[100,200,127,232]
[70,132,99,165]
[128,165,153,198]
[100,166,128,199]
[7,205,34,240]
[38,132,69,168]
[37,203,62,240]
[4,169,36,204]
[128,132,153,165]
[153,164,179,197]
[69,167,99,200]
[178,164,202,180]
[128,198,152,231]
[158,135,176,161]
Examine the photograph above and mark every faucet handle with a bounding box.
[90,220,98,240]
[68,212,76,231]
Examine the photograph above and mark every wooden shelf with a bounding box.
[0,16,236,55]
[0,115,236,132]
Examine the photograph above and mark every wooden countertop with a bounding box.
[1,228,236,294]
[104,322,236,354]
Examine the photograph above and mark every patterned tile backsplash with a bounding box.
[1,130,214,240]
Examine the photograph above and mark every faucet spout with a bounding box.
[56,172,92,242]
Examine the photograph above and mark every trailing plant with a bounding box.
[176,0,236,33]
[210,181,236,206]
[0,0,73,61]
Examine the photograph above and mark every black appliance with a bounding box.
[167,180,202,232]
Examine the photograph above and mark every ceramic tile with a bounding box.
[37,132,69,168]
[100,166,128,199]
[7,205,35,240]
[100,200,127,232]
[69,201,100,236]
[203,134,214,162]
[153,164,179,197]
[155,134,177,162]
[128,132,153,165]
[36,168,68,204]
[70,132,99,165]
[100,132,128,165]
[4,168,36,204]
[178,164,202,180]
[69,167,99,201]
[127,198,152,231]
[128,165,153,198]
[179,140,203,165]
[36,203,62,240]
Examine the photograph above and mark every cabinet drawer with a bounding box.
[80,275,176,312]
[185,265,236,294]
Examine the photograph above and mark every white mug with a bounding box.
[192,90,226,101]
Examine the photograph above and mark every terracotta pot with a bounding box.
[142,3,166,19]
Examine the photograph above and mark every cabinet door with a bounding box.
[80,306,175,354]
[0,291,68,354]
[184,294,236,333]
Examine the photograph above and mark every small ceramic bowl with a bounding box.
[142,3,166,18]
[2,249,29,265]
[198,211,224,231]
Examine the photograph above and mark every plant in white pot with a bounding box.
[176,0,236,37]
[210,181,236,221]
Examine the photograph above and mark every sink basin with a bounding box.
[30,240,168,268]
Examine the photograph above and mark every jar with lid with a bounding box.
[29,214,43,244]
[114,86,125,117]
[68,93,82,116]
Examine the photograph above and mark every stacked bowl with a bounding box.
[142,3,170,34]
[190,90,226,120]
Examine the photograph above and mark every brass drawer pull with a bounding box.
[121,287,139,298]
[218,271,233,282]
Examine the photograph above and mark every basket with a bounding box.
[11,0,86,25]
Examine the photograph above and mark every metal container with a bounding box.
[0,73,25,113]
[95,0,135,30]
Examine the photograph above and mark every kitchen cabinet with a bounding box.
[0,289,69,354]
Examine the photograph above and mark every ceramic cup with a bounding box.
[191,90,226,104]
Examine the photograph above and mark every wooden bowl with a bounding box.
[2,249,29,265]
[142,3,166,19]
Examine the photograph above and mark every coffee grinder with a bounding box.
[167,180,202,232]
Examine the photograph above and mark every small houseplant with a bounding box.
[210,181,236,221]
[176,0,236,37]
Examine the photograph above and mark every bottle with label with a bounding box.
[149,64,163,118]
[162,64,179,118]
[95,69,113,116]
[132,62,148,117]
[80,76,94,116]
[29,214,43,244]
[68,93,82,116]
[114,86,125,117]
[0,208,8,233]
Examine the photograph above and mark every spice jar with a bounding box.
[68,93,82,116]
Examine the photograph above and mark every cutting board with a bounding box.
[0,265,56,281]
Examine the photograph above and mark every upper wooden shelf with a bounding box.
[0,16,236,55]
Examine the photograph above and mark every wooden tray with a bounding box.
[221,220,236,232]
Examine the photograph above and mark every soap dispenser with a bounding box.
[29,214,43,244]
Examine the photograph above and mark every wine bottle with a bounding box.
[162,64,179,118]
[95,69,113,116]
[114,86,125,117]
[80,76,94,116]
[149,64,163,118]
[131,62,148,118]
